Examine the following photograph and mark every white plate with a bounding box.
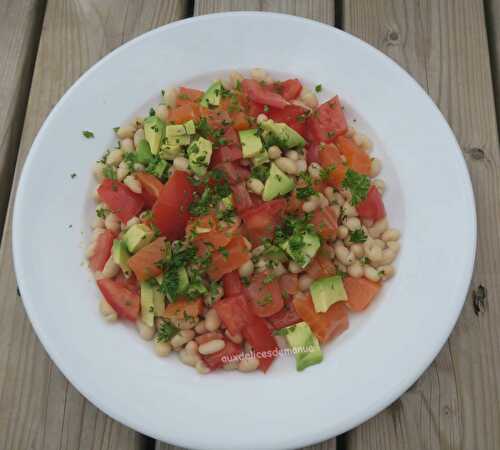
[12,12,476,450]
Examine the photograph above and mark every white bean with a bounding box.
[195,360,210,374]
[179,349,199,367]
[381,249,396,265]
[239,260,254,278]
[185,340,199,354]
[370,158,382,177]
[255,258,267,272]
[381,229,401,242]
[229,71,244,86]
[247,178,264,195]
[351,243,364,258]
[368,218,388,238]
[357,133,373,152]
[194,320,207,335]
[163,87,178,108]
[332,192,345,206]
[238,357,260,372]
[225,330,243,344]
[173,156,189,172]
[366,245,383,263]
[343,202,358,217]
[86,241,96,259]
[296,159,307,173]
[136,319,155,341]
[373,239,385,249]
[257,113,268,124]
[332,204,341,218]
[133,128,145,147]
[362,218,374,228]
[205,309,221,332]
[308,162,322,179]
[364,265,381,282]
[339,188,352,201]
[387,241,401,253]
[155,104,168,122]
[125,216,140,230]
[345,217,361,231]
[198,339,225,355]
[300,88,318,109]
[302,196,319,213]
[379,265,395,280]
[298,274,313,291]
[252,245,266,257]
[116,162,129,181]
[117,123,136,139]
[93,162,105,181]
[317,193,329,208]
[324,186,335,202]
[335,244,354,266]
[106,149,123,166]
[154,341,172,357]
[134,163,145,172]
[288,261,303,274]
[124,175,142,194]
[275,157,297,175]
[103,211,120,233]
[273,262,286,277]
[337,225,349,239]
[100,298,117,322]
[286,150,299,161]
[250,67,267,82]
[171,330,195,348]
[120,138,135,153]
[268,145,282,160]
[347,262,363,278]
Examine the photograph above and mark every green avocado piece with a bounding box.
[239,129,263,158]
[187,137,213,176]
[144,116,166,155]
[252,149,270,167]
[281,232,320,268]
[153,288,166,316]
[167,134,190,146]
[153,160,168,178]
[123,224,154,253]
[262,162,295,201]
[200,81,223,107]
[284,321,323,371]
[136,139,153,165]
[261,120,305,149]
[112,240,131,278]
[221,194,233,209]
[166,124,188,137]
[310,275,347,313]
[140,282,155,327]
[160,144,182,160]
[183,120,196,135]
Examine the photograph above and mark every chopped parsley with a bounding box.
[341,168,370,206]
[349,228,368,243]
[70,173,77,179]
[96,207,109,219]
[320,164,336,181]
[315,84,322,92]
[250,164,270,183]
[295,186,316,200]
[82,130,94,139]
[102,165,117,180]
[156,320,179,342]
[218,247,229,259]
[149,107,155,116]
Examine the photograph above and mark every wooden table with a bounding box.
[1,1,498,449]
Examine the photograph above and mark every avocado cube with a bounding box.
[167,134,191,146]
[153,289,165,316]
[284,322,323,371]
[252,149,270,167]
[261,120,305,149]
[183,120,196,135]
[160,144,182,160]
[123,224,154,253]
[144,116,166,155]
[221,194,233,209]
[187,137,213,176]
[136,139,153,164]
[310,275,347,313]
[153,160,168,178]
[281,232,320,268]
[112,240,131,278]
[166,124,188,137]
[200,81,223,107]
[239,129,263,158]
[262,162,295,201]
[140,282,155,327]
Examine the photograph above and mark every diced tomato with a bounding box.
[231,112,251,130]
[242,79,289,109]
[231,183,253,214]
[311,206,338,240]
[222,271,244,297]
[306,96,347,143]
[267,104,307,136]
[210,145,243,167]
[200,107,232,130]
[275,79,302,100]
[293,293,349,343]
[128,237,166,281]
[187,213,239,249]
[135,172,164,209]
[163,298,203,320]
[241,198,287,244]
[176,87,204,106]
[214,294,255,335]
[208,236,251,281]
[169,103,200,124]
[222,127,240,146]
[286,191,303,213]
[203,340,243,370]
[356,185,386,221]
[214,162,250,185]
[306,256,335,280]
[97,278,140,321]
[306,143,321,165]
[113,272,139,293]
[344,276,381,312]
[152,171,194,240]
[267,302,302,329]
[316,248,337,276]
[244,271,285,318]
[279,273,299,297]
[247,99,265,117]
[89,230,115,272]
[97,179,145,223]
[195,332,224,345]
[336,135,371,175]
[319,143,347,188]
[242,317,279,372]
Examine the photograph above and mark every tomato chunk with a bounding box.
[176,87,203,106]
[163,298,204,320]
[242,79,289,109]
[231,183,253,213]
[336,135,371,175]
[293,293,349,343]
[344,276,381,312]
[89,230,115,272]
[275,79,302,100]
[311,206,338,240]
[203,340,243,370]
[356,185,386,221]
[152,171,195,240]
[97,278,140,321]
[319,143,347,188]
[267,105,307,136]
[242,317,279,372]
[214,162,250,185]
[169,103,200,124]
[241,198,287,244]
[244,271,285,318]
[97,179,144,223]
[210,145,243,167]
[267,301,302,329]
[214,294,255,336]
[128,237,166,281]
[306,96,347,143]
[135,172,163,209]
[222,271,244,297]
[208,236,251,281]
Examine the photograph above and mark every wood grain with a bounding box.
[156,3,335,449]
[0,0,45,235]
[343,1,500,449]
[0,1,189,449]
[485,0,500,130]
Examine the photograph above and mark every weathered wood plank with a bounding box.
[0,1,190,450]
[485,0,500,131]
[156,3,336,449]
[343,1,500,449]
[0,0,45,235]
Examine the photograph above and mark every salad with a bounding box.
[87,68,400,374]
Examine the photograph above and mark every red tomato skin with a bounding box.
[214,162,250,185]
[306,96,348,143]
[152,171,194,240]
[311,206,338,240]
[240,198,287,244]
[214,294,255,336]
[244,271,285,318]
[242,79,289,109]
[222,271,244,297]
[176,87,203,106]
[242,317,279,372]
[210,145,243,167]
[97,278,140,321]
[203,340,244,370]
[247,100,265,117]
[135,172,163,208]
[231,183,253,214]
[356,186,386,221]
[89,230,115,272]
[208,236,251,281]
[267,302,302,329]
[306,143,321,165]
[277,79,302,100]
[97,179,145,223]
[267,105,307,136]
